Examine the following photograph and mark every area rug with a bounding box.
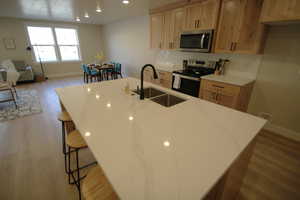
[0,89,42,122]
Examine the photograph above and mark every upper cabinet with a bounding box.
[171,8,185,49]
[149,0,271,54]
[150,8,185,50]
[163,8,185,49]
[184,0,220,31]
[150,13,164,49]
[214,0,266,54]
[260,0,300,23]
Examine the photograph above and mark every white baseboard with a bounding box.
[47,72,82,79]
[264,123,300,142]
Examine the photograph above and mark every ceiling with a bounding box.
[0,0,170,25]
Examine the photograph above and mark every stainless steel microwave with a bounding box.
[180,30,213,53]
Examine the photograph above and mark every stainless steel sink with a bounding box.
[150,94,186,107]
[132,87,166,98]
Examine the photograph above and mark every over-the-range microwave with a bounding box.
[179,30,213,53]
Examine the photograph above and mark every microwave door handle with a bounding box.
[201,34,205,49]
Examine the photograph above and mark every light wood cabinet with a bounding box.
[151,8,184,50]
[214,0,266,54]
[144,69,172,89]
[171,8,185,49]
[150,13,164,49]
[260,0,300,23]
[200,79,254,112]
[184,0,220,31]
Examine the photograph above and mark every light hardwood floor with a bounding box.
[0,76,299,200]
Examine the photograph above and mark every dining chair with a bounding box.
[83,64,101,83]
[102,62,114,80]
[81,65,89,83]
[112,63,123,79]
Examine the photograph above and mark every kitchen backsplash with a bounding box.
[154,50,263,79]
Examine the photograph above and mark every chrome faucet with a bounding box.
[140,64,158,100]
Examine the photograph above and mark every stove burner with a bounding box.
[173,66,215,78]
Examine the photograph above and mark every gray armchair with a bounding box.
[12,61,35,82]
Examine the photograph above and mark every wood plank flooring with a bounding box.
[0,76,299,200]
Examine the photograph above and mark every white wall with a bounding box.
[102,15,300,139]
[248,25,300,138]
[0,17,103,77]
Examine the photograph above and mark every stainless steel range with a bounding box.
[172,60,216,97]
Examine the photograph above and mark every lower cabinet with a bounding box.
[200,79,254,112]
[144,69,172,89]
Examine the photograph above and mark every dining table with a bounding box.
[88,63,115,80]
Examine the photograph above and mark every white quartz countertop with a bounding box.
[201,74,255,86]
[56,78,266,200]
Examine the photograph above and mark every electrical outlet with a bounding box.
[259,112,272,121]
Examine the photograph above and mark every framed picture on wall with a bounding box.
[3,38,16,49]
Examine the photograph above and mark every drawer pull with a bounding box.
[212,84,224,89]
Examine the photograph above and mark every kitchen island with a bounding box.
[56,77,266,200]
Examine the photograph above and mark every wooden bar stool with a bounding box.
[82,165,119,200]
[57,111,72,173]
[66,130,97,199]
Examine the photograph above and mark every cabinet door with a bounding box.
[214,0,241,53]
[150,14,164,49]
[234,0,265,54]
[216,93,238,109]
[172,8,185,49]
[185,0,220,31]
[184,5,199,31]
[158,70,172,88]
[201,89,218,103]
[197,0,220,30]
[163,11,173,49]
[260,0,300,23]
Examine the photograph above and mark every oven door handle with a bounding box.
[173,74,200,81]
[200,34,205,49]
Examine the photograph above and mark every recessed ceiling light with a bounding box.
[84,13,89,18]
[122,0,130,4]
[163,141,170,147]
[76,17,80,22]
[96,8,102,13]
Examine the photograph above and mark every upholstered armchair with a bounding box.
[12,60,34,82]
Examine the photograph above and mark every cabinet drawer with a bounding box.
[202,80,240,96]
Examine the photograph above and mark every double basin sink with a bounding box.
[133,87,186,107]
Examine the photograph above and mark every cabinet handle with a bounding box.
[230,42,233,51]
[197,20,200,28]
[211,92,216,99]
[233,42,237,51]
[159,42,162,49]
[216,93,219,102]
[195,20,197,28]
[212,84,224,89]
[169,42,171,49]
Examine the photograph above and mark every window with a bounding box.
[55,28,80,61]
[27,26,81,62]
